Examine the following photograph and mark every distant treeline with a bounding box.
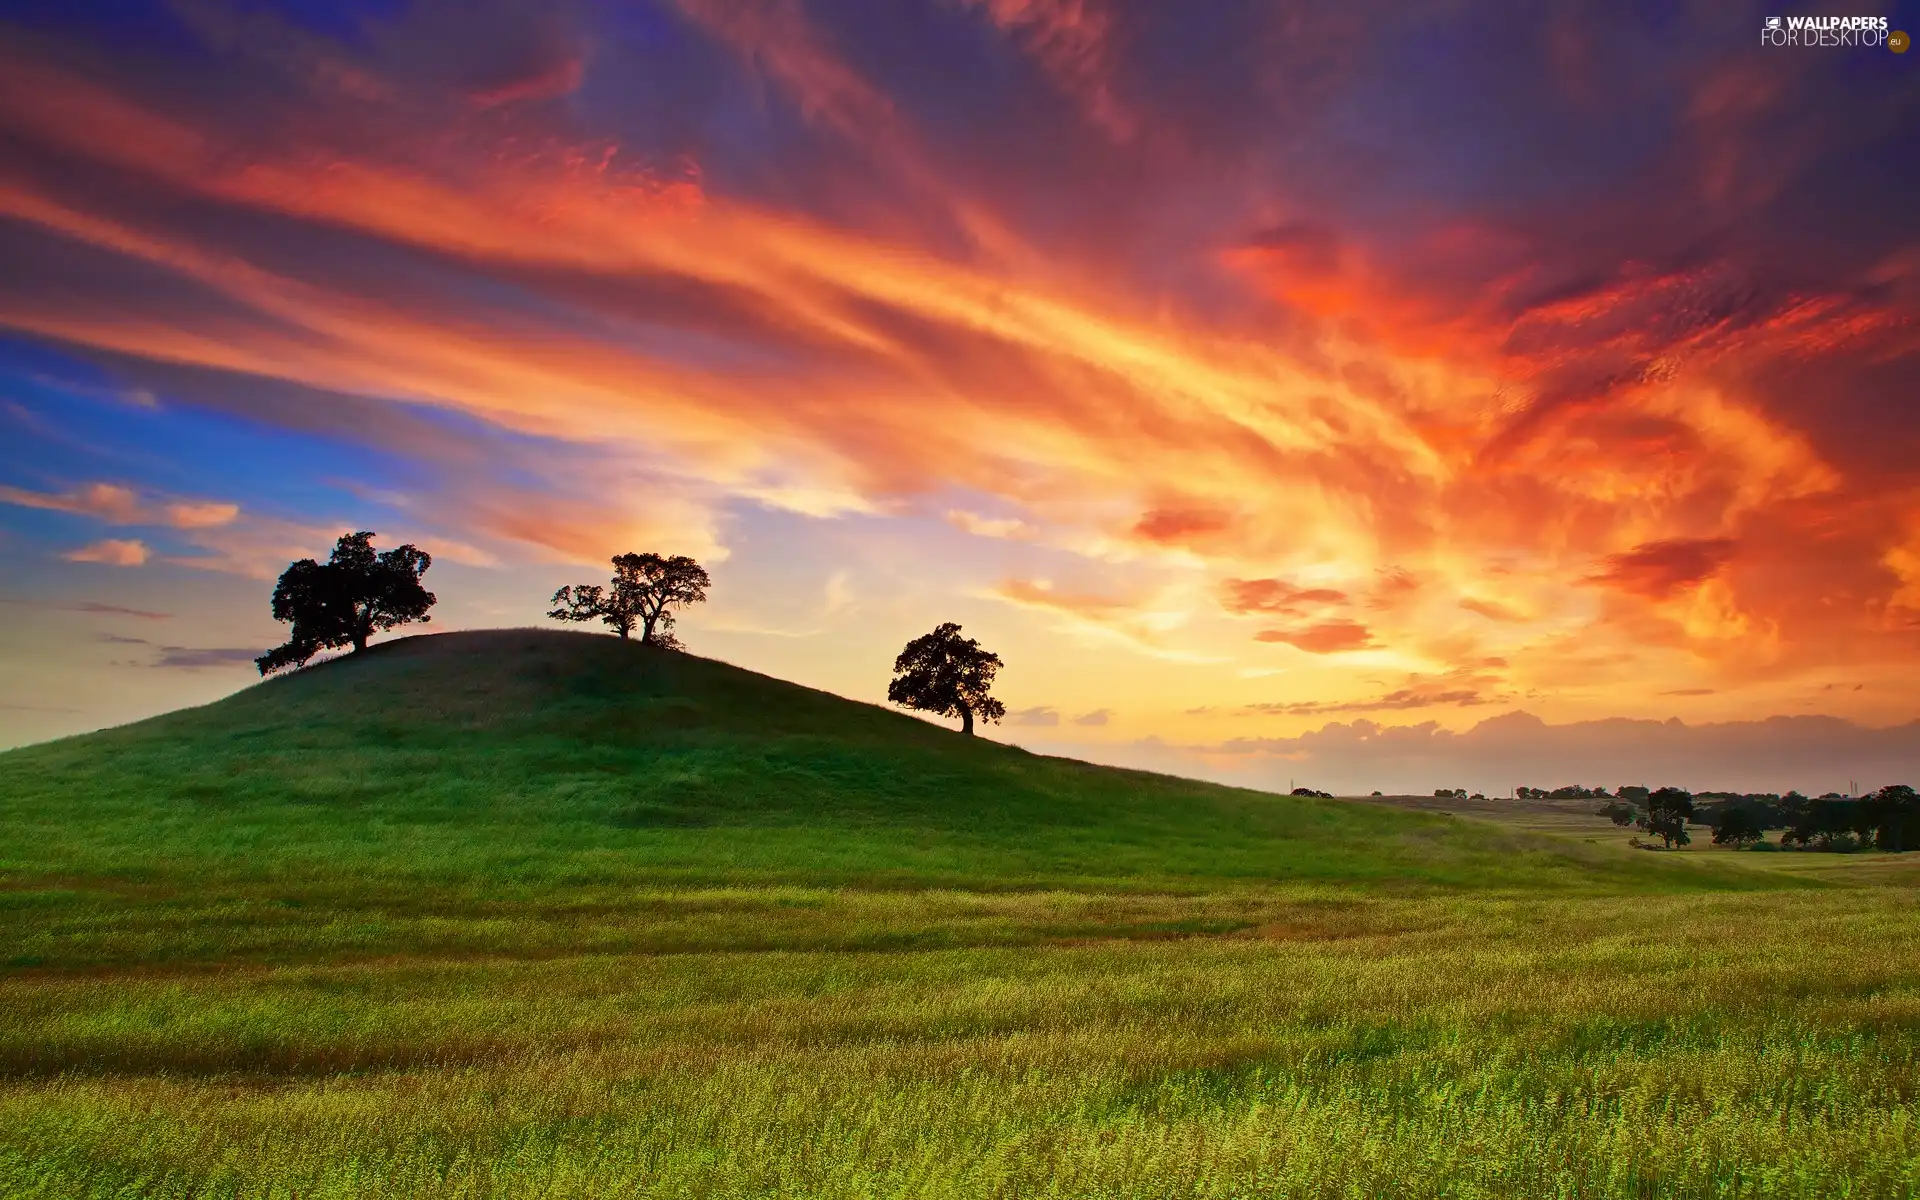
[1577,785,1917,853]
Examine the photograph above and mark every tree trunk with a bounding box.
[960,705,974,736]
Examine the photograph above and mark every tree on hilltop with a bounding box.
[549,553,710,648]
[256,531,435,675]
[888,622,1006,736]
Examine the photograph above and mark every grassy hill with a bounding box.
[2,629,1914,1198]
[0,628,1721,908]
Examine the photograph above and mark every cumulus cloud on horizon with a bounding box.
[1060,710,1920,799]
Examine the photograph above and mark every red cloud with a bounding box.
[0,9,1914,716]
[467,55,585,107]
[1587,538,1738,598]
[1134,507,1232,544]
[1254,620,1374,654]
[1221,577,1349,615]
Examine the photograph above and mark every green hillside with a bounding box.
[0,628,1718,910]
[5,629,1915,1198]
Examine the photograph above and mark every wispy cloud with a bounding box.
[0,482,239,529]
[63,538,149,566]
[152,646,259,669]
[1,482,142,523]
[66,601,171,620]
[1010,705,1060,726]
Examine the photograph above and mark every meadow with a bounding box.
[1,630,1915,1198]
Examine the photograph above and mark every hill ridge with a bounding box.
[0,627,1757,896]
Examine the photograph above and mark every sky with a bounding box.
[1,0,1917,796]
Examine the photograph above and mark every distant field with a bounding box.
[1,631,1915,1198]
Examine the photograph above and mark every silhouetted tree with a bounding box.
[1618,785,1651,804]
[888,622,1006,736]
[1788,796,1868,850]
[1711,807,1764,848]
[256,532,435,675]
[1638,786,1695,849]
[1862,784,1919,852]
[549,553,710,647]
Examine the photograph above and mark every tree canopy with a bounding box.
[256,531,434,675]
[887,622,1006,736]
[549,553,710,647]
[1637,786,1695,849]
[1710,806,1764,848]
[1862,784,1919,852]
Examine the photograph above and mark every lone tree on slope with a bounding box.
[888,622,1006,736]
[549,552,710,647]
[1637,786,1696,849]
[256,531,435,675]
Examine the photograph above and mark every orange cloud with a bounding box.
[0,482,239,530]
[1460,596,1525,622]
[1254,620,1374,654]
[1221,578,1349,615]
[63,538,149,566]
[0,483,142,523]
[162,501,241,529]
[994,578,1135,621]
[0,16,1914,731]
[1133,506,1234,546]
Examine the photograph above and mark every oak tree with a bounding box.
[1863,784,1919,852]
[549,552,710,647]
[1637,786,1695,849]
[1710,806,1764,848]
[887,622,1006,736]
[256,531,434,675]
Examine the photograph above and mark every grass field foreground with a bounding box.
[0,631,1916,1197]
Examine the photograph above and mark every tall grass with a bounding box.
[2,890,1915,1197]
[0,631,1912,1196]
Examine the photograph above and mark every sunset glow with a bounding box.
[2,1,1916,792]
